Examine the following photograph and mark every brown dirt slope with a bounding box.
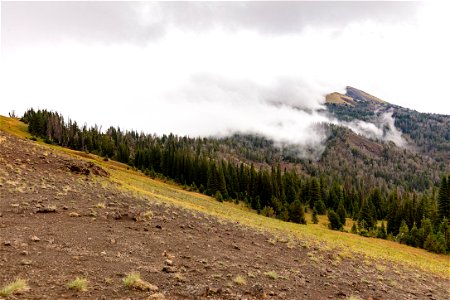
[0,130,448,300]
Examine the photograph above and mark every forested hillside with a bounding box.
[20,107,450,254]
[326,87,450,164]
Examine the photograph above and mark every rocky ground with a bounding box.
[0,130,448,299]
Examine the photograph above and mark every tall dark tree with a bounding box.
[309,177,321,209]
[328,209,342,230]
[437,175,449,221]
[337,200,347,226]
[289,200,306,224]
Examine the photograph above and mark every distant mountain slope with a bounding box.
[325,86,450,163]
[215,125,445,193]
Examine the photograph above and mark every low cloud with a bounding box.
[162,75,407,159]
[340,111,407,147]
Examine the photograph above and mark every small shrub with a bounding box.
[264,271,278,280]
[233,275,246,285]
[95,203,106,209]
[123,273,157,291]
[0,279,29,297]
[67,277,88,292]
[261,206,275,218]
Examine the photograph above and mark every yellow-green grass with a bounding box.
[67,277,88,292]
[0,279,29,297]
[0,115,30,139]
[122,273,156,291]
[1,116,449,278]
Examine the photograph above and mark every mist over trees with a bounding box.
[21,108,449,253]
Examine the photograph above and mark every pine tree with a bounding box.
[351,223,358,234]
[312,207,319,224]
[409,222,419,247]
[214,191,223,202]
[397,220,409,244]
[337,200,347,226]
[359,199,376,230]
[314,200,326,215]
[309,177,321,209]
[437,175,449,221]
[328,209,342,230]
[377,221,387,239]
[289,200,306,224]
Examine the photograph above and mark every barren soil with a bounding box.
[0,131,448,299]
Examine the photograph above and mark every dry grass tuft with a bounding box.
[67,277,88,292]
[233,275,246,285]
[264,271,278,280]
[0,279,29,297]
[123,273,158,291]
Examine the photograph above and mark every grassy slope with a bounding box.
[1,115,448,278]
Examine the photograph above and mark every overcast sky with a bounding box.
[1,1,449,143]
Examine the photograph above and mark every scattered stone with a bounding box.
[147,293,165,299]
[164,259,173,266]
[336,291,346,297]
[3,240,11,246]
[204,286,221,296]
[31,235,40,242]
[21,259,33,265]
[155,224,162,229]
[112,211,122,220]
[110,238,116,244]
[162,266,177,273]
[37,206,57,213]
[251,284,266,298]
[233,244,240,250]
[20,250,29,256]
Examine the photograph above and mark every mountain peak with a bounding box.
[325,86,387,107]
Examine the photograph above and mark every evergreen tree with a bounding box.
[438,217,450,251]
[328,209,342,230]
[409,222,419,247]
[377,221,387,239]
[437,175,449,221]
[421,218,433,248]
[289,200,306,224]
[314,200,327,215]
[359,199,376,230]
[312,207,319,224]
[214,191,223,202]
[309,177,321,209]
[337,200,347,226]
[397,220,409,244]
